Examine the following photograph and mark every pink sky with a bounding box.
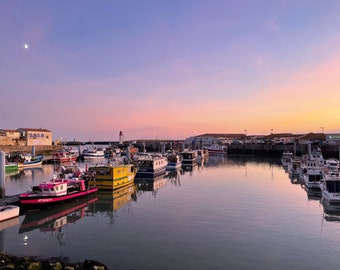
[1,1,340,141]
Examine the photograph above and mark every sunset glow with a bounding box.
[1,1,340,141]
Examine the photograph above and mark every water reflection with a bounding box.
[87,183,137,226]
[19,195,98,245]
[301,184,322,201]
[181,163,198,175]
[288,174,301,185]
[164,169,182,186]
[321,197,340,222]
[135,175,168,198]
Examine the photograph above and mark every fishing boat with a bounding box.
[19,176,98,209]
[5,162,18,173]
[81,146,105,159]
[202,144,227,155]
[87,162,137,190]
[166,151,182,170]
[0,205,20,222]
[51,149,79,163]
[18,154,44,169]
[181,150,198,164]
[135,154,168,178]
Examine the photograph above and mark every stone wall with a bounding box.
[0,145,62,156]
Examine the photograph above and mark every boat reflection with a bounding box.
[6,167,45,181]
[89,183,137,216]
[321,197,340,222]
[164,169,182,186]
[205,155,226,167]
[19,195,98,235]
[301,184,321,201]
[135,175,167,198]
[289,174,301,185]
[181,163,198,176]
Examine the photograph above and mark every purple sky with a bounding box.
[1,1,340,142]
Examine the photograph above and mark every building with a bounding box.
[184,133,246,148]
[17,128,53,146]
[295,132,326,145]
[325,133,340,145]
[0,129,21,146]
[0,128,53,146]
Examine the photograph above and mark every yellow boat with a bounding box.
[88,163,136,190]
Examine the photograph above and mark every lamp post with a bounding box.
[320,127,324,133]
[270,129,273,134]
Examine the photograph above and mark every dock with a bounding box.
[0,194,20,206]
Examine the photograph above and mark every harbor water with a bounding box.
[1,154,340,270]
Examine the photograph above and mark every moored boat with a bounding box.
[19,177,98,209]
[301,168,323,189]
[18,154,44,169]
[319,172,340,205]
[5,162,18,173]
[135,154,168,178]
[202,144,227,155]
[166,151,182,170]
[87,163,137,190]
[0,205,20,222]
[181,150,198,164]
[281,151,294,168]
[82,147,105,159]
[52,149,79,163]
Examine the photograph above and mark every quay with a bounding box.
[227,143,340,158]
[0,194,20,207]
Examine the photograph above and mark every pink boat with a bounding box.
[19,177,98,209]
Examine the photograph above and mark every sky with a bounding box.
[1,0,340,142]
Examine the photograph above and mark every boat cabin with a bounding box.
[36,179,85,196]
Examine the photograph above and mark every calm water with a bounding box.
[1,154,340,270]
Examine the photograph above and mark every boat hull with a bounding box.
[0,205,20,222]
[88,164,136,190]
[5,163,18,173]
[19,187,98,209]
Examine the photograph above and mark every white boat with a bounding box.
[301,168,323,189]
[287,158,302,176]
[82,147,105,159]
[320,172,340,205]
[0,205,20,222]
[202,144,227,155]
[18,154,43,168]
[281,151,294,168]
[135,154,168,178]
[323,158,339,173]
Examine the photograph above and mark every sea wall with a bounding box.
[0,145,62,156]
[227,144,340,158]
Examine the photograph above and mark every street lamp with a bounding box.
[270,129,273,134]
[320,127,324,133]
[244,129,247,136]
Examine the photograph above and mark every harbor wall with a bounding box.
[0,145,62,156]
[227,144,340,158]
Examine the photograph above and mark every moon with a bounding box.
[23,43,29,50]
